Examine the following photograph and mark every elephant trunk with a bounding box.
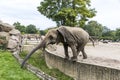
[21,40,46,68]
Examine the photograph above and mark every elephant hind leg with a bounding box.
[81,48,87,59]
[77,45,87,59]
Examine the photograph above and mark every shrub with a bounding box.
[0,36,7,50]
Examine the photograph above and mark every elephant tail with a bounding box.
[89,36,95,47]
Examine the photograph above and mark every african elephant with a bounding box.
[21,26,94,68]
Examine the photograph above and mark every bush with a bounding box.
[0,36,7,50]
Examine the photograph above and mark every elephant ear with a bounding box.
[57,27,75,43]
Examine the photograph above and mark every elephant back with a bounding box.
[58,26,89,44]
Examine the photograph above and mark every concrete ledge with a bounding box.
[45,49,120,80]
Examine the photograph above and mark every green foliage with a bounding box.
[83,20,117,41]
[40,27,58,35]
[102,26,115,40]
[0,51,40,80]
[115,28,120,40]
[83,20,103,38]
[13,22,40,34]
[116,28,120,37]
[20,51,74,80]
[13,22,26,34]
[40,30,47,35]
[26,24,37,34]
[37,0,96,27]
[0,36,7,50]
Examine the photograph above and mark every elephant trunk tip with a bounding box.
[21,63,24,68]
[21,60,27,68]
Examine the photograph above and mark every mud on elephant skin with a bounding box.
[21,26,94,68]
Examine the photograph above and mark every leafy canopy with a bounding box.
[37,0,96,27]
[13,22,39,34]
[13,22,26,34]
[83,20,103,38]
[26,24,38,34]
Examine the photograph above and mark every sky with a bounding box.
[0,0,120,30]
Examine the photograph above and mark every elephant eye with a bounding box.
[49,36,53,39]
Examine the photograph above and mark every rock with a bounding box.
[9,29,20,35]
[0,20,14,32]
[0,20,22,51]
[0,32,9,41]
[7,35,19,51]
[7,29,22,52]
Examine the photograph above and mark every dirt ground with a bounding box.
[48,42,120,69]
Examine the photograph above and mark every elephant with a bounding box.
[21,26,94,68]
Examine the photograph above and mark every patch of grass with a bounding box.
[0,50,40,80]
[20,50,74,80]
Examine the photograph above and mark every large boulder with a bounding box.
[7,29,22,52]
[0,20,14,32]
[9,29,21,35]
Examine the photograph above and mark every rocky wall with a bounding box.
[0,20,22,52]
[45,49,120,80]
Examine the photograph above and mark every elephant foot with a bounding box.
[79,54,82,56]
[83,56,87,59]
[71,57,77,62]
[64,56,69,60]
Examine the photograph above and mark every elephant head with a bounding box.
[21,26,94,68]
[21,28,62,68]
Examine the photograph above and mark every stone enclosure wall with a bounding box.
[45,49,120,80]
[0,20,22,51]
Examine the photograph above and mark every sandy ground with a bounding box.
[86,42,120,60]
[47,42,120,69]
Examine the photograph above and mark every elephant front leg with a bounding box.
[63,43,69,60]
[70,45,77,61]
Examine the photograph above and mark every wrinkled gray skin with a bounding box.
[21,26,94,68]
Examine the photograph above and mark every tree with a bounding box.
[102,26,115,40]
[83,20,103,38]
[39,30,46,35]
[37,0,96,27]
[115,28,120,40]
[26,24,37,34]
[13,22,26,34]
